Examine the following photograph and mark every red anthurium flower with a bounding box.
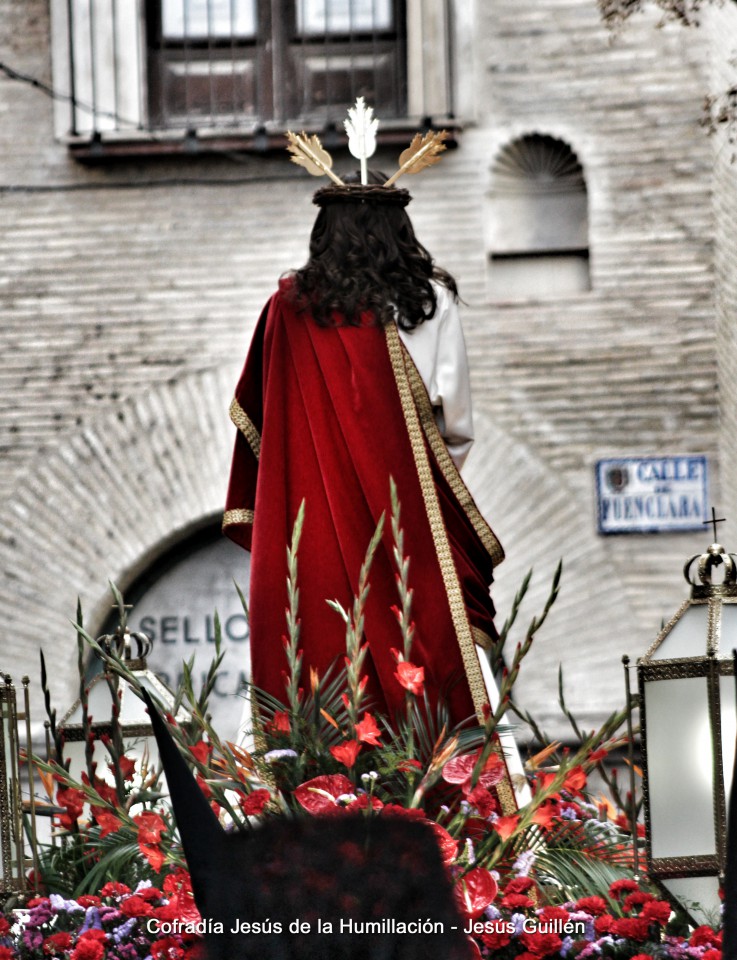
[427,821,458,865]
[394,661,425,696]
[454,867,498,918]
[442,751,505,795]
[163,868,202,925]
[466,939,483,959]
[294,774,355,814]
[354,712,382,746]
[91,806,122,838]
[330,740,362,768]
[492,814,520,841]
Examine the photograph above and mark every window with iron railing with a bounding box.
[49,0,457,156]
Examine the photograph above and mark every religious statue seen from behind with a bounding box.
[222,104,507,766]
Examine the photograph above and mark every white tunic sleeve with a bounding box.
[397,284,475,469]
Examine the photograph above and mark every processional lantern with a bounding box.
[58,623,191,784]
[0,675,25,896]
[633,513,737,923]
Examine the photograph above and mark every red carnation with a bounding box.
[505,877,535,895]
[43,931,73,951]
[519,930,563,957]
[501,892,535,910]
[137,886,163,901]
[576,895,608,916]
[640,899,671,925]
[594,914,616,936]
[77,895,102,908]
[609,878,640,899]
[466,785,497,818]
[611,917,650,941]
[100,881,131,897]
[121,894,155,918]
[623,890,655,912]
[481,930,513,951]
[151,937,186,959]
[70,939,105,960]
[690,926,722,949]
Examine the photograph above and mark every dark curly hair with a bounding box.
[286,171,458,331]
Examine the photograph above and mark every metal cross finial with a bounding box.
[703,506,727,541]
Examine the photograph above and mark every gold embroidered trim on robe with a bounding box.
[471,626,495,652]
[222,508,255,531]
[385,322,516,815]
[230,397,261,459]
[403,351,504,567]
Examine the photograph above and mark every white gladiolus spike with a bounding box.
[344,97,378,185]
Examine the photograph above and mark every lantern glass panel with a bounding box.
[651,604,707,661]
[720,672,737,801]
[662,876,720,927]
[0,698,11,888]
[645,676,715,859]
[721,601,737,641]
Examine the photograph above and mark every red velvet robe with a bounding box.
[223,283,505,740]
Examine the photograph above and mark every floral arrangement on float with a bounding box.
[0,490,724,959]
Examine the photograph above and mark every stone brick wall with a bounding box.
[0,0,729,736]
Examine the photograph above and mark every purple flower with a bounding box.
[49,893,84,914]
[511,849,536,877]
[80,905,103,933]
[22,927,43,950]
[99,906,123,923]
[111,918,138,943]
[560,935,574,957]
[510,913,527,935]
[568,910,595,941]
